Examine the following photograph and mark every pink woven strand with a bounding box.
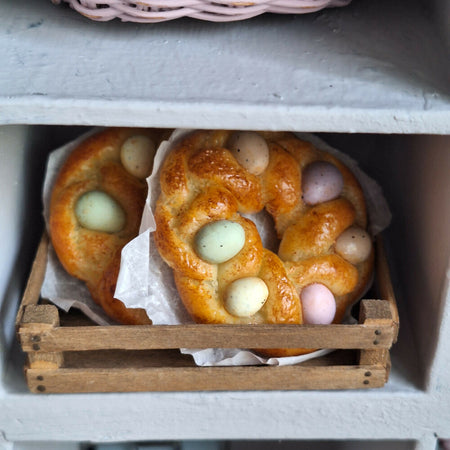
[59,0,351,22]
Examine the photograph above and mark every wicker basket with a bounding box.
[51,0,351,23]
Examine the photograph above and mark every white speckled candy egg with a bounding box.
[225,277,269,317]
[301,283,336,325]
[120,135,156,179]
[194,220,245,264]
[75,190,126,233]
[302,161,344,205]
[228,131,269,175]
[336,226,372,264]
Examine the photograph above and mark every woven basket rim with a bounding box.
[56,0,352,22]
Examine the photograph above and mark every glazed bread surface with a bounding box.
[154,130,374,356]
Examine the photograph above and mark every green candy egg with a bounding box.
[195,220,245,264]
[75,190,126,233]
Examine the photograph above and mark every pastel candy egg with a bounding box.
[75,190,126,233]
[302,161,344,205]
[228,131,270,175]
[225,277,269,317]
[120,135,156,179]
[301,283,336,325]
[336,226,372,264]
[195,220,245,264]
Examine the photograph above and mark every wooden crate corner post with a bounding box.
[358,299,395,386]
[18,303,63,393]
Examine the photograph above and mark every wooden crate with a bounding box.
[16,233,399,393]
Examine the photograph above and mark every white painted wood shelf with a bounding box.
[0,0,449,448]
[0,0,449,133]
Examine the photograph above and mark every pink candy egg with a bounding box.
[302,161,344,205]
[301,283,336,325]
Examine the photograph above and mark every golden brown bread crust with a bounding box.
[49,127,166,325]
[154,130,374,357]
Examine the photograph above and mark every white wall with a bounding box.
[0,126,30,386]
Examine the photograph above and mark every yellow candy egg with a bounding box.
[120,135,156,179]
[75,190,126,233]
[335,226,372,264]
[225,277,269,317]
[228,131,269,175]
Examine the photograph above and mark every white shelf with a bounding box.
[0,127,448,450]
[1,0,449,133]
[0,329,432,445]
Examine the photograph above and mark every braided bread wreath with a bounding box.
[153,130,375,357]
[49,127,168,325]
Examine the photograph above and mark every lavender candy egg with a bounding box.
[301,283,336,325]
[302,161,344,205]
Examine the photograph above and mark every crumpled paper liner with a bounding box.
[41,128,391,367]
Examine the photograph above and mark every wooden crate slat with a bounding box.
[24,364,387,393]
[15,233,49,328]
[19,319,395,352]
[375,235,400,341]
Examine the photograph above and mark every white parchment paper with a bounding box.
[41,129,391,366]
